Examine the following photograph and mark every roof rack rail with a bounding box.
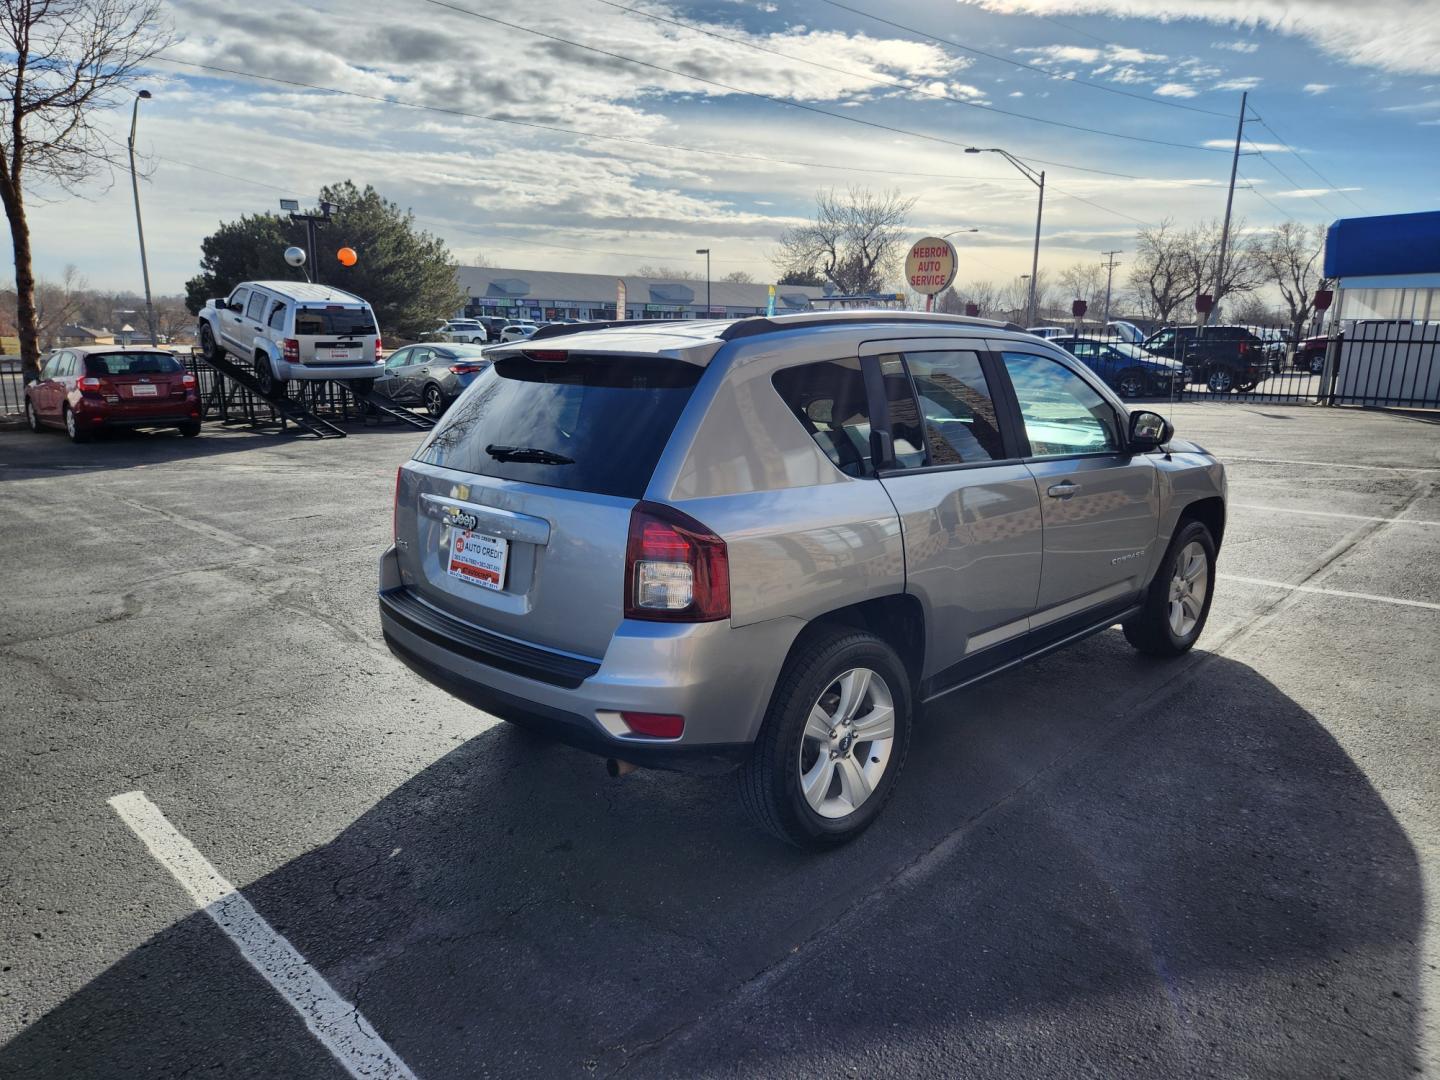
[718,312,1022,341]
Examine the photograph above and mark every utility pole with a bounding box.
[1100,250,1122,326]
[1210,90,1249,326]
[965,147,1043,326]
[286,200,335,286]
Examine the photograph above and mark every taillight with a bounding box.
[1237,342,1249,354]
[282,338,300,363]
[620,712,685,739]
[181,373,197,388]
[524,350,568,362]
[624,502,729,622]
[77,376,103,392]
[392,466,403,545]
[375,337,383,361]
[449,363,485,375]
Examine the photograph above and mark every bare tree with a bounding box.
[634,263,701,281]
[0,0,170,380]
[1056,261,1107,309]
[956,279,999,318]
[776,186,915,295]
[32,263,84,347]
[1257,221,1328,341]
[1179,218,1264,318]
[1128,219,1191,323]
[720,269,754,284]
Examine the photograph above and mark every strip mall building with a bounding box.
[455,265,825,322]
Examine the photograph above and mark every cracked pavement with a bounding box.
[1,406,1438,1078]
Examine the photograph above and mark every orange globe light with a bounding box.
[337,246,358,267]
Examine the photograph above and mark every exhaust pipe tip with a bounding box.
[605,758,638,778]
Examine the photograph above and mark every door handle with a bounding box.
[1047,481,1079,498]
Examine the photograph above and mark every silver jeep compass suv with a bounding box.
[379,312,1226,848]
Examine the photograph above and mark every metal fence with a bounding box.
[1330,321,1440,408]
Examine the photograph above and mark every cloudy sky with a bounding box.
[24,0,1440,294]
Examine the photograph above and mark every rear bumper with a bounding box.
[73,397,200,426]
[376,546,803,773]
[279,360,385,382]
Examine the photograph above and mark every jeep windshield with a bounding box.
[413,353,700,499]
[294,306,375,336]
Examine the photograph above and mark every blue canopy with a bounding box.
[1325,211,1440,280]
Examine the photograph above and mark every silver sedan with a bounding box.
[374,342,492,416]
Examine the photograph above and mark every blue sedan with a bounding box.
[1052,337,1183,399]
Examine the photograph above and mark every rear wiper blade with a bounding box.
[485,443,574,465]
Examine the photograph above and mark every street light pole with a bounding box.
[966,147,1043,326]
[696,248,711,318]
[127,90,157,347]
[1100,250,1123,325]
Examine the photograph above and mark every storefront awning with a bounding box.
[1325,211,1440,282]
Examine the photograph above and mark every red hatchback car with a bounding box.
[25,346,202,442]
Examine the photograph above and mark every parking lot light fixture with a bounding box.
[966,147,1044,326]
[128,90,157,347]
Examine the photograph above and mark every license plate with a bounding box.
[130,384,158,396]
[446,530,509,591]
[324,348,361,361]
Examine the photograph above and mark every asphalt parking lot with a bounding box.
[1,404,1438,1079]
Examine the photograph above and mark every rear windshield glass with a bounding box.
[414,354,701,499]
[85,352,184,376]
[294,306,375,336]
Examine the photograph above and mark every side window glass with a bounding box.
[60,353,77,377]
[1002,352,1120,458]
[230,288,249,312]
[901,350,1005,465]
[39,355,57,379]
[267,302,287,330]
[877,357,925,468]
[245,292,266,321]
[412,348,433,366]
[771,358,875,478]
[385,348,411,370]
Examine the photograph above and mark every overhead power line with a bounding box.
[593,0,1229,154]
[1244,142,1340,218]
[820,0,1233,119]
[1247,110,1366,214]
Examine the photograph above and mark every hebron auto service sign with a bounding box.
[905,237,958,295]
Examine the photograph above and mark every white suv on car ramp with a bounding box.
[379,312,1226,848]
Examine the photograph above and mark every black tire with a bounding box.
[423,383,446,417]
[739,628,912,850]
[24,397,41,433]
[1205,366,1235,394]
[1122,519,1217,657]
[63,405,90,443]
[1115,368,1146,399]
[254,354,285,399]
[179,421,201,438]
[1308,353,1325,375]
[198,322,219,362]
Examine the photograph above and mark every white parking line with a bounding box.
[1221,456,1440,473]
[108,791,419,1080]
[1233,503,1440,528]
[1221,575,1440,612]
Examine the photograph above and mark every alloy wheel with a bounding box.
[1167,540,1209,638]
[1207,368,1234,394]
[797,667,895,819]
[425,386,444,417]
[1117,373,1145,398]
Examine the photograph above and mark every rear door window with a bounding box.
[900,350,1006,465]
[414,354,701,499]
[245,292,266,321]
[772,358,875,477]
[294,307,376,337]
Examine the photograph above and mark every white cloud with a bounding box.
[1214,76,1262,90]
[1154,82,1199,97]
[1303,83,1333,94]
[1205,138,1290,150]
[1275,187,1362,197]
[959,0,1440,76]
[1214,40,1260,53]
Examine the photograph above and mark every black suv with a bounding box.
[1143,325,1269,393]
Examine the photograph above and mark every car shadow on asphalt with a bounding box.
[0,646,1423,1079]
[0,422,425,481]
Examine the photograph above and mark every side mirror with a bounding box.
[1129,409,1173,451]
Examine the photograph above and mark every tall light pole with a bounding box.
[967,147,1043,326]
[695,248,711,318]
[127,90,157,347]
[1018,274,1031,324]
